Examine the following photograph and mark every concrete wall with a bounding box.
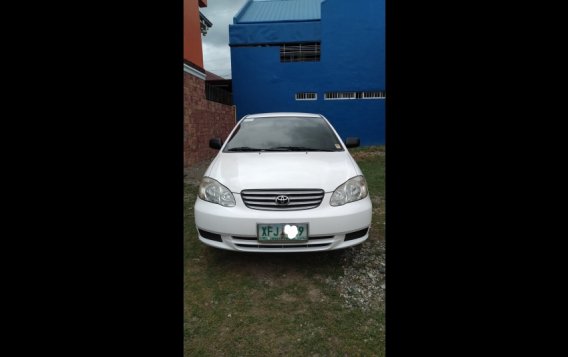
[229,0,385,146]
[184,0,205,68]
[184,71,236,167]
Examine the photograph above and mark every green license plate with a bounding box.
[257,223,308,242]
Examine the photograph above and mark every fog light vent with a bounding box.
[344,228,368,241]
[198,229,222,242]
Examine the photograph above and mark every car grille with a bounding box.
[234,243,332,249]
[240,189,325,210]
[231,234,335,251]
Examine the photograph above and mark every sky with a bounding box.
[200,0,249,79]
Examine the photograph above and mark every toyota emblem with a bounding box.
[275,195,290,205]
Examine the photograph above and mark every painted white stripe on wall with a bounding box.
[184,64,206,80]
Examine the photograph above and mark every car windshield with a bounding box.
[224,116,343,152]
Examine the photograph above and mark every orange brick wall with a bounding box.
[184,71,236,167]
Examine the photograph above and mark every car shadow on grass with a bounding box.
[197,245,363,285]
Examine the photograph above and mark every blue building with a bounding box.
[229,0,385,145]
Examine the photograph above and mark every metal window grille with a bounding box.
[295,92,317,101]
[362,91,386,99]
[280,43,320,62]
[324,92,357,100]
[324,91,386,100]
[205,83,233,106]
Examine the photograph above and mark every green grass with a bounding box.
[350,145,386,241]
[184,146,385,356]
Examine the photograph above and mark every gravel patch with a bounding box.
[335,238,386,311]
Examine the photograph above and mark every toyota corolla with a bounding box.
[194,112,372,252]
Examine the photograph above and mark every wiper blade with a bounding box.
[226,146,262,152]
[228,146,339,152]
[267,146,336,152]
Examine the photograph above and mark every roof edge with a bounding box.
[235,18,321,25]
[183,60,206,80]
[233,0,253,24]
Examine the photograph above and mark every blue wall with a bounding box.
[229,21,321,45]
[229,0,385,145]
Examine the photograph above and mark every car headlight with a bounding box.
[198,177,236,207]
[330,175,368,206]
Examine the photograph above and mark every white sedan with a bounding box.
[194,112,372,252]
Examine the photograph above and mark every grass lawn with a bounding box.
[184,146,385,356]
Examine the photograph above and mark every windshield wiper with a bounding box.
[267,146,336,152]
[228,146,338,152]
[226,146,262,152]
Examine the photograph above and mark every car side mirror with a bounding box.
[209,138,223,150]
[345,137,360,148]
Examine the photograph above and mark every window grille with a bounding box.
[324,92,357,100]
[205,83,233,105]
[324,91,386,100]
[362,91,386,99]
[295,92,317,101]
[280,43,320,62]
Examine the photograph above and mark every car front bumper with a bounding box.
[194,193,372,252]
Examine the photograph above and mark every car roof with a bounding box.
[243,112,323,119]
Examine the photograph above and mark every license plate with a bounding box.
[257,223,308,242]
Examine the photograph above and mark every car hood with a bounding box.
[205,152,361,193]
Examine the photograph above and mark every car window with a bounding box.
[224,116,343,152]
